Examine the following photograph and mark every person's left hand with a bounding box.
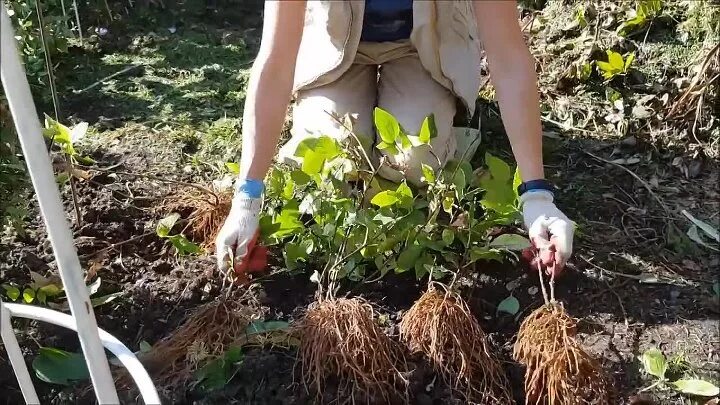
[519,190,574,277]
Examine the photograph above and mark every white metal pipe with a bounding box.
[0,6,120,404]
[1,301,40,404]
[5,304,161,405]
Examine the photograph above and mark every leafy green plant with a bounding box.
[32,347,89,385]
[194,346,243,392]
[639,347,719,397]
[5,0,74,93]
[618,0,664,37]
[3,272,121,310]
[260,108,527,283]
[156,213,203,255]
[596,50,636,81]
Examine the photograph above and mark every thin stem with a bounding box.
[324,111,376,173]
[537,261,550,306]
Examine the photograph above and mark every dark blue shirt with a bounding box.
[360,0,413,42]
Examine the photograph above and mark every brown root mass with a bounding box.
[295,297,409,404]
[162,188,232,249]
[118,297,262,391]
[399,285,513,404]
[513,303,613,405]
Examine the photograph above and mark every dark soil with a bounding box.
[2,1,718,405]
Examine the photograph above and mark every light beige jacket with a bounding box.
[292,0,483,117]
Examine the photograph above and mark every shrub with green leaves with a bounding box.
[259,107,528,283]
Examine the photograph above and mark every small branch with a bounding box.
[82,165,220,204]
[325,111,376,173]
[73,64,143,94]
[79,231,155,259]
[583,150,672,216]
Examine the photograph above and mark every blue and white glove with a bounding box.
[215,178,264,273]
[519,190,574,276]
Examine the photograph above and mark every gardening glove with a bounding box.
[215,180,267,280]
[519,190,574,277]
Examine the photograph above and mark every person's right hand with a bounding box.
[215,195,265,277]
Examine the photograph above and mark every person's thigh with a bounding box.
[278,64,377,166]
[376,53,457,185]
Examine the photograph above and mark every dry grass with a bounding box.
[295,297,409,404]
[117,296,263,391]
[399,284,513,404]
[513,303,613,405]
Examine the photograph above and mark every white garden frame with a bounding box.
[1,5,160,404]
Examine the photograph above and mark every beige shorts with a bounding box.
[279,40,480,186]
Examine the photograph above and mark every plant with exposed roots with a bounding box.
[399,282,513,404]
[513,270,613,405]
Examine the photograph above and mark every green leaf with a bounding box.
[640,348,667,379]
[442,229,455,246]
[290,169,312,186]
[301,149,324,175]
[607,50,624,70]
[485,152,512,183]
[397,244,423,273]
[418,115,436,144]
[512,167,522,197]
[246,320,290,335]
[442,195,454,214]
[23,288,35,303]
[167,234,203,255]
[682,210,719,242]
[156,213,180,238]
[376,140,399,155]
[195,346,243,392]
[489,234,532,250]
[713,281,719,297]
[497,295,520,316]
[374,107,400,144]
[284,239,313,270]
[225,162,240,175]
[469,247,504,263]
[139,341,152,353]
[396,181,413,199]
[90,292,122,308]
[671,379,719,397]
[268,208,304,239]
[38,284,62,297]
[624,52,635,71]
[313,136,342,159]
[37,289,47,304]
[32,347,90,385]
[371,190,399,208]
[421,164,435,183]
[2,284,20,301]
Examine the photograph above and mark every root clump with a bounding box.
[295,297,409,404]
[118,296,263,391]
[399,284,513,404]
[162,188,232,249]
[513,302,613,405]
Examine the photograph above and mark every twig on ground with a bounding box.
[583,150,672,216]
[79,230,155,259]
[74,64,144,94]
[604,280,629,328]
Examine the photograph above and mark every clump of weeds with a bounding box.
[161,186,232,250]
